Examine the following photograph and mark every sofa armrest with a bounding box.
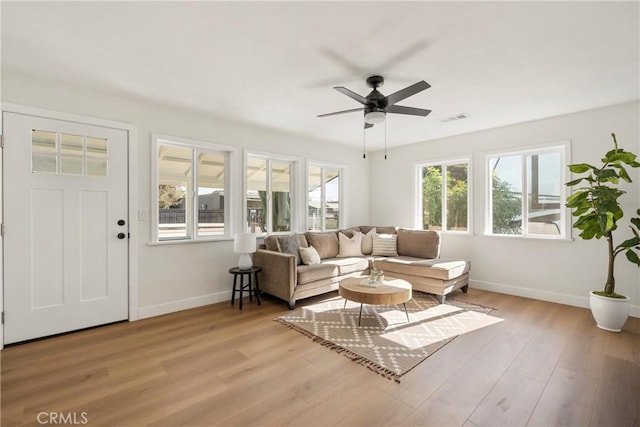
[253,249,297,303]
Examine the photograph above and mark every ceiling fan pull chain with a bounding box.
[362,126,366,159]
[384,119,388,160]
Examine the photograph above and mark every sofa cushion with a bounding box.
[339,227,361,237]
[305,231,339,259]
[397,229,440,259]
[322,257,369,276]
[297,234,309,248]
[374,256,470,281]
[299,246,321,265]
[338,232,364,257]
[339,229,356,238]
[264,235,280,252]
[375,226,397,235]
[372,234,398,256]
[361,227,376,255]
[360,225,396,234]
[278,234,301,265]
[297,263,338,285]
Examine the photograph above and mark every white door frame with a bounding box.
[0,103,139,349]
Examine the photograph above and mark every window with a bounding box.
[307,163,343,231]
[487,144,568,238]
[32,129,109,177]
[417,160,470,232]
[246,154,295,234]
[152,135,231,242]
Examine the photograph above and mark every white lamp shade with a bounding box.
[365,111,385,124]
[234,233,256,254]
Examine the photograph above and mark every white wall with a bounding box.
[3,70,639,319]
[369,101,640,315]
[1,71,370,317]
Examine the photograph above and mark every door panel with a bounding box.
[3,112,129,344]
[80,190,109,300]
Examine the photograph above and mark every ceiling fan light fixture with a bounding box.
[364,110,385,124]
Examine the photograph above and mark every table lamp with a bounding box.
[234,233,256,270]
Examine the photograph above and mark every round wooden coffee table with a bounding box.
[339,276,412,326]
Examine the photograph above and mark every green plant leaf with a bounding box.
[604,151,637,164]
[616,166,632,183]
[598,212,614,233]
[572,205,591,216]
[568,163,594,174]
[580,227,597,240]
[573,212,596,229]
[565,178,584,186]
[625,249,640,266]
[596,168,619,180]
[566,191,589,205]
[619,236,640,248]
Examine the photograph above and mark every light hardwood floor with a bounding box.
[1,288,639,426]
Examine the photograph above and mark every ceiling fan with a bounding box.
[318,75,432,129]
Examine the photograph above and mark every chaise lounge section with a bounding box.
[253,226,470,309]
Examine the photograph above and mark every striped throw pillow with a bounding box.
[372,234,398,257]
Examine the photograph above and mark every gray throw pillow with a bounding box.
[278,234,301,265]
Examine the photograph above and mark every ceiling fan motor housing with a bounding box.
[366,75,384,89]
[366,89,388,109]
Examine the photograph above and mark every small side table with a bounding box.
[229,266,262,310]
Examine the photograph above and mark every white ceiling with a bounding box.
[2,1,639,151]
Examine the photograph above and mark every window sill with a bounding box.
[479,233,573,242]
[437,230,473,236]
[148,237,233,246]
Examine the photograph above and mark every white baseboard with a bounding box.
[137,290,232,320]
[470,279,640,318]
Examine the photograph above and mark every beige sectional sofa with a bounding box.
[254,226,471,309]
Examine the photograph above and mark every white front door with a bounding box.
[3,112,129,344]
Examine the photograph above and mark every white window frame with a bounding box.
[415,157,472,234]
[306,160,347,232]
[484,141,571,240]
[244,150,300,236]
[151,134,234,243]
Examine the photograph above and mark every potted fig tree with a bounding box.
[566,133,640,332]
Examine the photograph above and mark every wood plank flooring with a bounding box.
[1,289,639,426]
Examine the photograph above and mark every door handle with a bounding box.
[118,219,126,226]
[117,233,126,239]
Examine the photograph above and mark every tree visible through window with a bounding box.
[487,146,566,237]
[419,161,469,232]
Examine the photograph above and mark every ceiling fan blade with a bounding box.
[375,41,429,72]
[386,105,432,117]
[364,122,373,129]
[317,107,364,118]
[384,81,431,106]
[333,86,367,105]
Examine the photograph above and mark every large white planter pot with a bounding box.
[589,291,630,332]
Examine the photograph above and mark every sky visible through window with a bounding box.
[492,154,560,196]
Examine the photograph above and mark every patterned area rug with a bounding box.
[276,291,502,382]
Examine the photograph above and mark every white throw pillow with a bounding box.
[361,227,376,255]
[338,232,364,257]
[371,234,398,257]
[299,246,321,265]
